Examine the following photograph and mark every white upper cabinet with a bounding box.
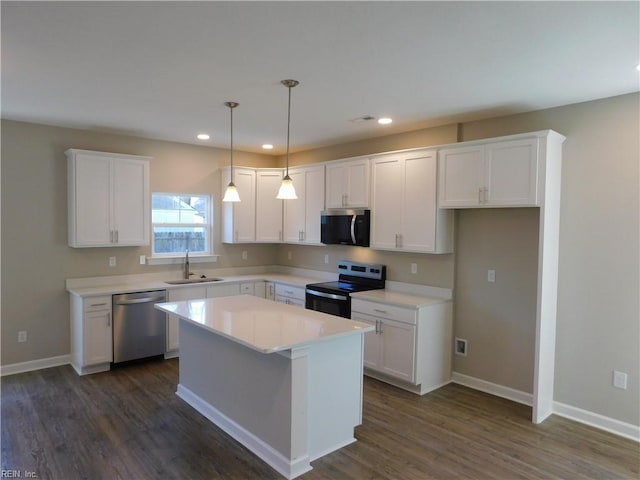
[438,137,539,208]
[221,167,256,243]
[371,149,453,254]
[255,169,284,243]
[325,157,370,208]
[67,149,150,248]
[283,165,325,244]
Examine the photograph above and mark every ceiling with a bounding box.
[2,1,638,155]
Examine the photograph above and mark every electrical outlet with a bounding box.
[109,256,116,267]
[18,331,27,343]
[242,250,248,260]
[487,269,496,283]
[455,338,467,356]
[411,263,418,274]
[324,254,329,264]
[613,371,628,390]
[139,255,146,265]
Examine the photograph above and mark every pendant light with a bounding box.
[276,79,299,200]
[222,101,241,202]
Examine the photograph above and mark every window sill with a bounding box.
[146,255,219,266]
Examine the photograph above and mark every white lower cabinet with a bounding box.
[274,284,305,307]
[351,297,452,394]
[70,294,113,375]
[360,315,416,382]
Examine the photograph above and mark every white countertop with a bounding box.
[155,295,374,353]
[351,289,451,308]
[66,273,320,297]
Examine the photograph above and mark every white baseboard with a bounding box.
[553,401,640,442]
[1,354,71,377]
[452,371,639,442]
[176,384,313,479]
[452,371,533,406]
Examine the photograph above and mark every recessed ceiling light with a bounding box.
[378,117,393,125]
[197,133,210,140]
[262,144,274,150]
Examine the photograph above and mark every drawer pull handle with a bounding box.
[373,309,388,314]
[90,302,108,307]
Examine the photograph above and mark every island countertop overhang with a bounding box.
[155,294,373,354]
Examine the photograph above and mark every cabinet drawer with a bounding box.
[351,299,416,325]
[240,282,254,295]
[275,284,305,301]
[84,296,112,312]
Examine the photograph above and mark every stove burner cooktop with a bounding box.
[306,260,386,296]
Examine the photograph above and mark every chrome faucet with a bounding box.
[184,249,192,279]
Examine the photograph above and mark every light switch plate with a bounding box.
[487,269,496,283]
[109,256,116,267]
[613,371,628,390]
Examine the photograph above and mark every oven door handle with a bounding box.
[306,289,348,301]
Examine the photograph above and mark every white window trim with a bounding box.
[146,254,219,266]
[150,192,214,261]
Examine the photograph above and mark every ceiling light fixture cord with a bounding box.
[277,79,299,200]
[223,101,240,202]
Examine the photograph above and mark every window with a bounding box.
[152,193,211,256]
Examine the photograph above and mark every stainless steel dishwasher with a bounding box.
[112,290,167,364]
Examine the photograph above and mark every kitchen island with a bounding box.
[155,295,373,479]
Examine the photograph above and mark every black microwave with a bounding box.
[320,209,370,247]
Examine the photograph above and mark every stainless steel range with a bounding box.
[305,260,386,318]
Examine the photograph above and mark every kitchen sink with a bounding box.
[164,278,224,285]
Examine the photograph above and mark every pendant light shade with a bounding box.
[222,101,241,203]
[277,79,299,200]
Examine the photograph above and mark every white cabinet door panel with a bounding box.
[438,146,484,207]
[74,155,112,246]
[371,156,403,249]
[304,166,325,244]
[283,169,306,242]
[256,170,284,242]
[379,319,416,382]
[402,152,437,252]
[113,158,149,245]
[486,138,538,206]
[84,310,112,365]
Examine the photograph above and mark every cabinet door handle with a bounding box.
[279,230,282,241]
[373,308,388,315]
[115,230,118,243]
[479,187,483,203]
[107,313,111,327]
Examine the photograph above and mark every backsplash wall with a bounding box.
[275,244,454,288]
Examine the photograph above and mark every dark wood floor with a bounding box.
[2,358,638,479]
